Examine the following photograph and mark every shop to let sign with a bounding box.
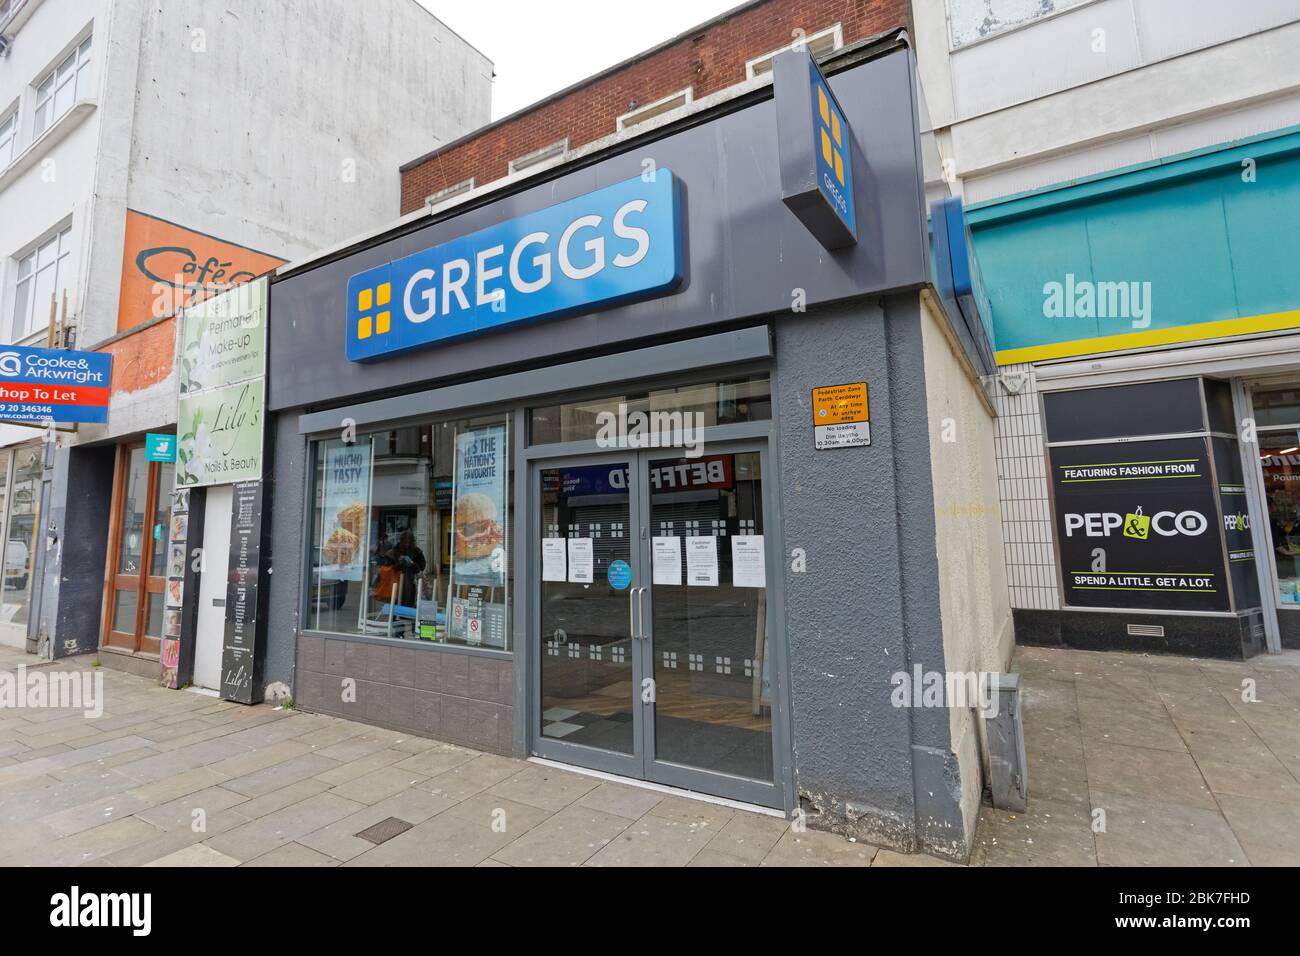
[0,345,112,424]
[812,382,870,449]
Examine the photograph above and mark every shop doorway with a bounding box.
[100,443,173,658]
[193,484,232,689]
[530,443,782,807]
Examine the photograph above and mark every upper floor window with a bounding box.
[12,226,72,340]
[745,24,843,78]
[617,87,693,131]
[34,35,93,138]
[0,110,16,168]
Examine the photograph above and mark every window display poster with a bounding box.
[541,538,567,582]
[450,425,507,588]
[1049,436,1229,612]
[652,535,682,586]
[685,536,719,587]
[568,537,594,584]
[731,535,766,588]
[319,441,372,582]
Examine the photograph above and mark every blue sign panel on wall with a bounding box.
[0,345,112,424]
[346,171,685,362]
[774,49,858,250]
[808,60,856,241]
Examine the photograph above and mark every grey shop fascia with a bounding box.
[258,35,999,849]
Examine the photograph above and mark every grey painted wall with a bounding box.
[774,293,962,856]
[263,410,305,690]
[268,45,929,412]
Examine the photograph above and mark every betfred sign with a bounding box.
[0,345,112,424]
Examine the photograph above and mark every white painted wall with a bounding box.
[0,0,111,350]
[920,291,1014,848]
[915,0,1300,201]
[80,0,493,349]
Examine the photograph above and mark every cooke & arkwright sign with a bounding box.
[177,279,267,486]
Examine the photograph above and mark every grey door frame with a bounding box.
[528,448,648,780]
[525,433,792,810]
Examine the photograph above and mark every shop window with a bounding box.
[1260,430,1300,605]
[0,445,39,625]
[528,374,771,446]
[33,35,93,137]
[308,414,513,651]
[12,225,73,340]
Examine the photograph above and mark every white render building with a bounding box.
[0,0,491,657]
[913,0,1300,658]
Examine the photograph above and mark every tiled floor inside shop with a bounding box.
[1,643,1297,866]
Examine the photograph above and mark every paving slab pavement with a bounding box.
[3,643,1297,866]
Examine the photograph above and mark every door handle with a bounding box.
[636,586,647,641]
[629,586,637,640]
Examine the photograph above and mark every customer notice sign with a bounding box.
[812,382,870,449]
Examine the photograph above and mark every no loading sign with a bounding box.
[811,382,870,449]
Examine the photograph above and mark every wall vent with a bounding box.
[1126,623,1165,637]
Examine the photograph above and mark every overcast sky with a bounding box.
[418,0,745,120]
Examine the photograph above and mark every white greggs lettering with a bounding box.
[1064,511,1209,537]
[402,201,651,323]
[347,172,683,362]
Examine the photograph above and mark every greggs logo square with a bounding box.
[347,171,684,362]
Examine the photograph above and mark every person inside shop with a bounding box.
[381,530,427,608]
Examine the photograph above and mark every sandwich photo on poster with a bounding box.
[448,424,508,646]
[449,426,506,586]
[319,442,372,582]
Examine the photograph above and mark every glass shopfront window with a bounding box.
[307,414,512,650]
[529,374,771,445]
[1260,429,1300,605]
[0,445,40,625]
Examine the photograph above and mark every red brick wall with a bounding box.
[400,0,909,214]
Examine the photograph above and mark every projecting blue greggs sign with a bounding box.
[347,172,684,361]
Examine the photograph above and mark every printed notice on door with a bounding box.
[685,536,719,587]
[731,535,766,588]
[812,382,870,449]
[567,538,594,584]
[541,539,566,582]
[652,536,682,586]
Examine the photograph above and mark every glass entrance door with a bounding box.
[535,455,644,778]
[532,444,780,806]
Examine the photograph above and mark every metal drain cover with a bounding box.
[355,817,414,845]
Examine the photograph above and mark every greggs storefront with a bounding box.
[261,39,1011,858]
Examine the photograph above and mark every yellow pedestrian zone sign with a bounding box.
[812,382,870,449]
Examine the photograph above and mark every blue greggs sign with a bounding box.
[809,62,855,241]
[773,49,858,250]
[347,172,684,361]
